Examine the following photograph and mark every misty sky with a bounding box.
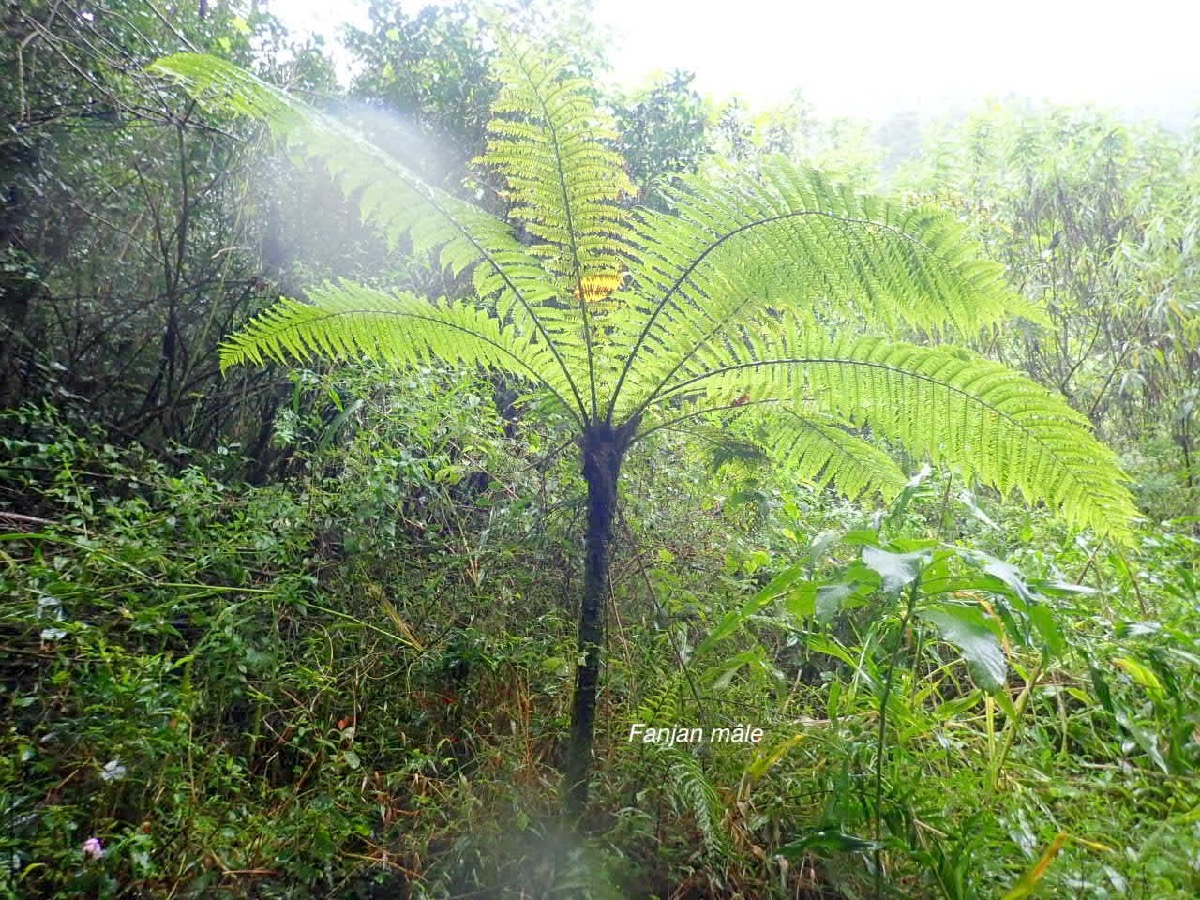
[276,0,1200,120]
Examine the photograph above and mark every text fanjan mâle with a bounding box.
[627,724,764,747]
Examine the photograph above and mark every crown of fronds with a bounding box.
[152,42,1136,541]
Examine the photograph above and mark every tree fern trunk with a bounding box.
[565,421,633,817]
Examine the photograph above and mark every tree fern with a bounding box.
[152,40,1138,815]
[632,681,728,856]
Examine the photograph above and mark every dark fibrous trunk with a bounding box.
[564,419,636,817]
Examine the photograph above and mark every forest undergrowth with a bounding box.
[3,372,1198,898]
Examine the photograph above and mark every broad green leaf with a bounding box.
[696,567,802,655]
[808,530,842,564]
[1114,656,1165,698]
[754,563,809,603]
[965,550,1035,603]
[745,734,805,780]
[1027,604,1067,658]
[958,489,999,529]
[935,690,983,720]
[711,649,767,689]
[919,603,1007,691]
[784,582,817,619]
[816,583,857,623]
[1116,621,1163,638]
[778,830,881,857]
[1116,712,1169,772]
[863,546,929,594]
[841,529,882,547]
[804,634,861,670]
[785,581,864,622]
[1032,580,1098,597]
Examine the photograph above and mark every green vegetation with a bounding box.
[2,2,1197,898]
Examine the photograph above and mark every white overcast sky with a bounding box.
[273,0,1200,120]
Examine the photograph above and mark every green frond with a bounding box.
[656,747,728,856]
[480,37,636,420]
[633,679,684,726]
[152,52,591,419]
[219,282,580,421]
[641,331,1136,540]
[659,425,771,472]
[605,162,1040,417]
[645,409,906,500]
[483,38,635,286]
[754,411,909,500]
[152,54,521,282]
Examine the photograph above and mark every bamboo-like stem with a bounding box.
[990,663,1043,789]
[874,579,921,898]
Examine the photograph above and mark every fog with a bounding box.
[275,0,1200,125]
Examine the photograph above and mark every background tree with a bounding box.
[0,1,342,461]
[899,104,1200,515]
[611,70,712,208]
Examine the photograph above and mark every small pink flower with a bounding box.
[82,837,104,861]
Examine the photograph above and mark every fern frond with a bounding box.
[151,52,591,419]
[649,410,906,499]
[655,747,729,857]
[633,678,684,727]
[484,38,634,287]
[606,162,1040,417]
[481,38,635,420]
[219,282,581,421]
[754,411,909,500]
[641,331,1136,540]
[655,424,771,472]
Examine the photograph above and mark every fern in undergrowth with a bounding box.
[626,679,728,854]
[655,746,729,857]
[632,676,686,728]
